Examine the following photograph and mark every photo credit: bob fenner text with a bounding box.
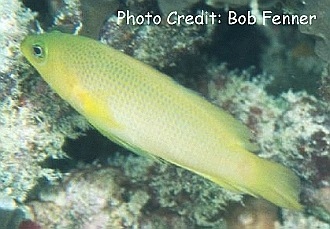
[117,10,317,26]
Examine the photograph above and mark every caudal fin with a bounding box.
[251,158,302,210]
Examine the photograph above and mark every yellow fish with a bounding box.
[20,31,302,210]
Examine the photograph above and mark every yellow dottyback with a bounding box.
[20,31,302,210]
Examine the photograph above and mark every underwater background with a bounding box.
[0,0,329,228]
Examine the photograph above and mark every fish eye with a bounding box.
[32,44,44,58]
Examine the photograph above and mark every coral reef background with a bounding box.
[0,0,329,228]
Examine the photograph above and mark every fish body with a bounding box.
[21,32,302,210]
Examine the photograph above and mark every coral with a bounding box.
[0,0,89,208]
[319,72,330,102]
[0,0,35,108]
[45,0,119,38]
[0,0,38,203]
[100,11,214,69]
[0,101,60,202]
[27,166,146,228]
[0,194,30,229]
[207,64,330,223]
[6,0,330,227]
[49,0,82,34]
[41,0,214,69]
[26,155,235,228]
[277,210,330,229]
[0,0,35,74]
[109,153,240,227]
[0,68,89,204]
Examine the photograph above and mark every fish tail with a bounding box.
[249,157,303,210]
